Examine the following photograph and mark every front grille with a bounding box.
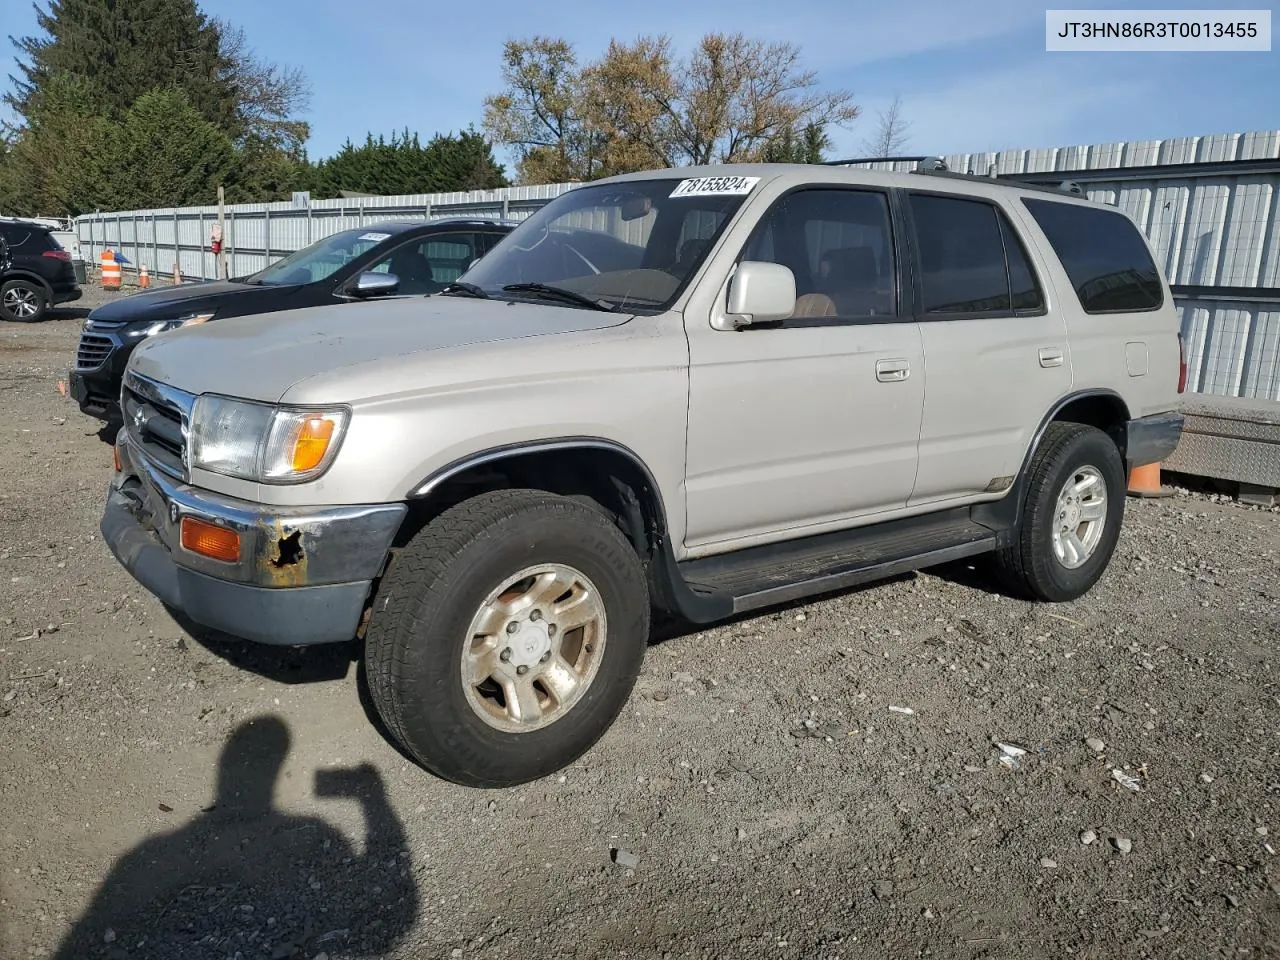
[122,374,193,480]
[76,333,114,370]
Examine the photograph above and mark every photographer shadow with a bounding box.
[50,715,419,960]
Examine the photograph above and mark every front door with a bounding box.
[684,186,925,549]
[902,190,1073,506]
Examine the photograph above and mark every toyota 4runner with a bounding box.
[100,161,1185,787]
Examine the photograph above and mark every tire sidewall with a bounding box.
[385,505,648,786]
[1,280,47,323]
[1028,430,1126,600]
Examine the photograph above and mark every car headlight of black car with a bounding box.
[134,311,216,337]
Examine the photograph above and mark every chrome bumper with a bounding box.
[102,436,406,645]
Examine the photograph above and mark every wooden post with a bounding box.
[216,185,228,280]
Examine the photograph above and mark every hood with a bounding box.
[87,280,296,323]
[128,295,635,403]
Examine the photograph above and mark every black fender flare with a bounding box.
[971,388,1130,538]
[407,437,731,625]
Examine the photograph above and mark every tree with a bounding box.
[4,0,312,208]
[761,122,833,164]
[482,37,605,183]
[214,20,312,154]
[862,95,911,158]
[308,128,507,199]
[106,88,238,210]
[484,33,860,183]
[7,0,235,132]
[0,73,114,215]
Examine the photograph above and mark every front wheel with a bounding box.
[364,489,650,787]
[0,280,48,322]
[996,422,1126,602]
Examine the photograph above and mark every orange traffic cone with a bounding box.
[172,262,182,286]
[138,264,150,288]
[1127,462,1172,498]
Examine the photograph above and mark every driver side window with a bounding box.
[742,188,898,323]
[367,233,481,295]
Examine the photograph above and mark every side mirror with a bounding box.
[350,271,400,298]
[720,261,796,329]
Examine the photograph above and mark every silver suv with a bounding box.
[101,161,1185,787]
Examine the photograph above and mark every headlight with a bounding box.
[189,395,349,484]
[138,311,215,337]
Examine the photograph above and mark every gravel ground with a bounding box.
[1,290,1278,960]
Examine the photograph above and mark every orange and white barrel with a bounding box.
[138,264,150,288]
[100,251,121,290]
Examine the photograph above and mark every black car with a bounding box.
[0,218,82,322]
[69,217,515,421]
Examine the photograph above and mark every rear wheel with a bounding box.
[364,489,649,787]
[0,280,47,322]
[996,422,1125,601]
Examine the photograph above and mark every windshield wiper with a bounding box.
[502,282,616,312]
[440,281,490,299]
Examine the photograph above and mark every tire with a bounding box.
[995,422,1126,602]
[364,489,650,787]
[0,279,48,322]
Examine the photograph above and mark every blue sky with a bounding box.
[3,0,1277,169]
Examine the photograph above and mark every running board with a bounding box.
[675,509,997,616]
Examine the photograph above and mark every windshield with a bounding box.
[243,228,395,286]
[458,177,756,312]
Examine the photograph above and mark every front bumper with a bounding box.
[1124,410,1185,468]
[102,437,407,645]
[70,327,135,420]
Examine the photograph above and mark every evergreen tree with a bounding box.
[106,88,237,210]
[6,0,235,132]
[309,128,507,198]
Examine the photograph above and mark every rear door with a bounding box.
[904,190,1072,506]
[1019,197,1177,417]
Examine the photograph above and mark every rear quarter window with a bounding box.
[1022,198,1163,313]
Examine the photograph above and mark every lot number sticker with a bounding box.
[669,176,760,198]
[358,232,391,242]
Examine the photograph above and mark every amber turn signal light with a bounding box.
[112,444,122,473]
[291,417,336,473]
[180,517,241,563]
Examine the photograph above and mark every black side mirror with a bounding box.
[350,271,400,298]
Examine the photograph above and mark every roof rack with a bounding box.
[823,155,1088,197]
[913,167,1086,196]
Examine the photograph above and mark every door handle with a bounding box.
[1038,348,1065,368]
[875,359,910,382]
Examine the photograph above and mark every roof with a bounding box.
[591,162,1110,209]
[0,215,56,231]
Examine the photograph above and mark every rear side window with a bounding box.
[909,194,1043,316]
[1023,198,1163,313]
[0,225,33,249]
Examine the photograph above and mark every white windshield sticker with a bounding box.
[669,176,760,198]
[358,232,391,242]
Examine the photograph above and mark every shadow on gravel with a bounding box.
[648,572,920,644]
[173,614,358,685]
[50,714,419,960]
[47,306,91,322]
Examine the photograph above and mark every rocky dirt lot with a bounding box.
[1,289,1278,960]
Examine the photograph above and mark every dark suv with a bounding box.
[70,217,515,421]
[0,218,82,322]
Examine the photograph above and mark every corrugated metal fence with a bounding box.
[74,184,578,283]
[75,130,1280,400]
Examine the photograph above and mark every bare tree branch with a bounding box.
[861,94,912,158]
